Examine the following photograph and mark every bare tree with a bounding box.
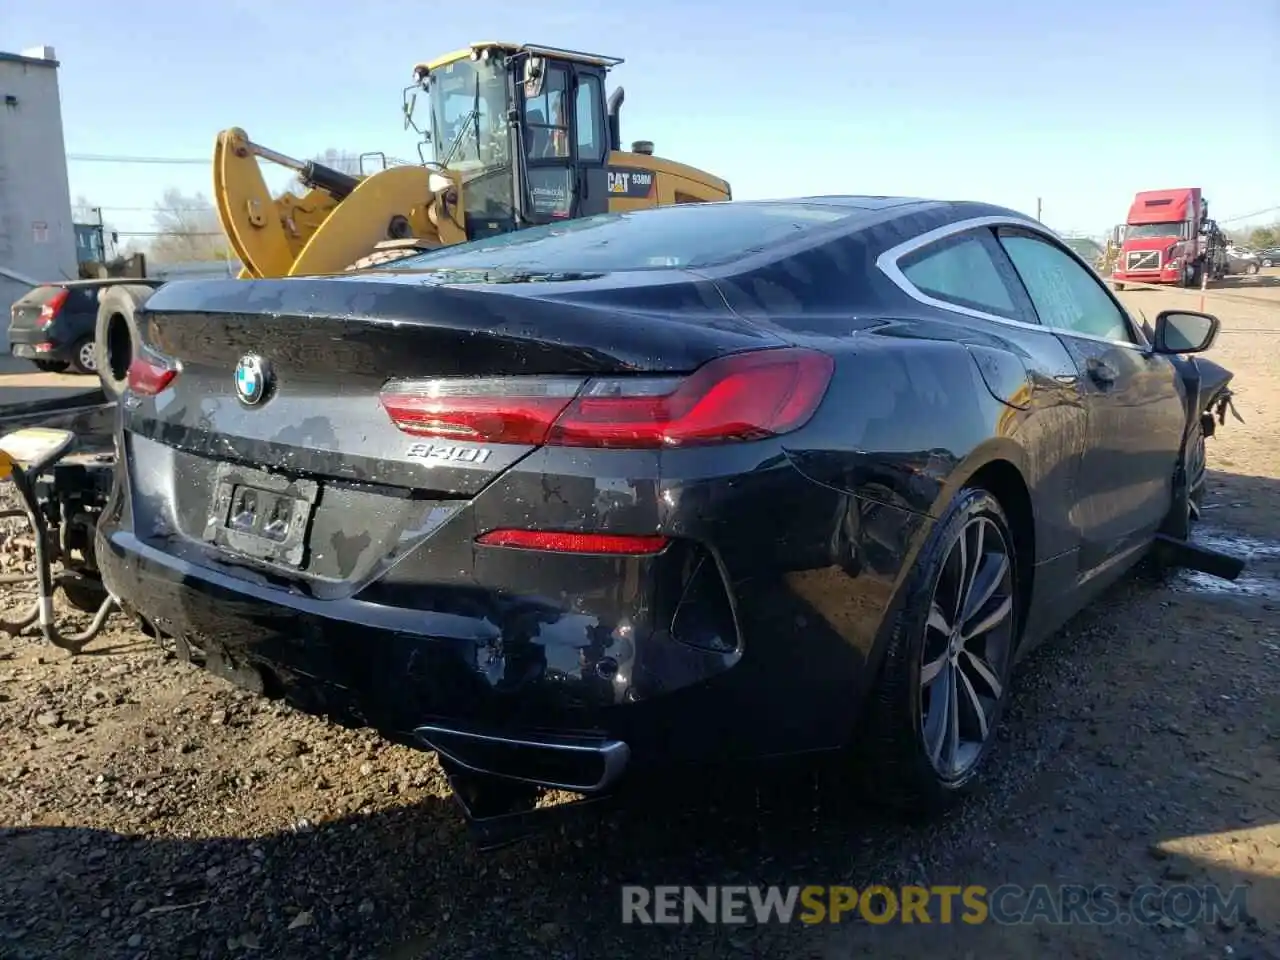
[150,189,231,263]
[291,149,370,193]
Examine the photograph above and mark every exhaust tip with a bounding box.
[415,724,629,793]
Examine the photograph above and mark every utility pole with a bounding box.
[1036,198,1042,221]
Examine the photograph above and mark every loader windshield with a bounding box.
[428,58,509,170]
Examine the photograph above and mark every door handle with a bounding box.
[1087,358,1117,386]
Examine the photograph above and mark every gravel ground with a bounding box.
[0,278,1277,960]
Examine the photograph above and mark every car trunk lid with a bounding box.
[122,275,797,587]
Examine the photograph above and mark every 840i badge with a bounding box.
[407,442,493,464]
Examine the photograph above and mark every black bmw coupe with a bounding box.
[96,197,1235,825]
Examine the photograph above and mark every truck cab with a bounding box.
[1111,188,1223,289]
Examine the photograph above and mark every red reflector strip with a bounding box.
[126,354,177,396]
[476,529,669,554]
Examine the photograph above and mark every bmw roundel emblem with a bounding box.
[234,355,271,406]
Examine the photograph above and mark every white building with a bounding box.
[0,45,77,349]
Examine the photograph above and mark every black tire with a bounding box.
[94,284,155,398]
[1263,258,1274,268]
[1246,263,1259,276]
[32,359,70,373]
[69,336,97,375]
[855,487,1021,815]
[61,577,107,614]
[345,240,440,271]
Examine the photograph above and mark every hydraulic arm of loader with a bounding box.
[212,127,465,278]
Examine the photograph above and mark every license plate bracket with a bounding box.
[202,464,319,568]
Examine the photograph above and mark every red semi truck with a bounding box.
[1111,187,1228,290]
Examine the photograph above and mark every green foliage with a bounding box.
[1246,224,1278,249]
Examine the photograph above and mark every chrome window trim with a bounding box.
[876,214,1149,352]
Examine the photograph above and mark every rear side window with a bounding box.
[385,203,855,273]
[899,234,1019,318]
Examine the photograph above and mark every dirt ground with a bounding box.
[0,274,1277,960]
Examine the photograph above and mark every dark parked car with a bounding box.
[7,278,163,374]
[1225,248,1261,275]
[96,198,1234,821]
[1257,248,1280,268]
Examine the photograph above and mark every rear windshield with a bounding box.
[383,203,855,274]
[16,285,95,309]
[17,286,67,306]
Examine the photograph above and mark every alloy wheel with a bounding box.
[1187,430,1207,521]
[78,339,98,373]
[919,515,1015,780]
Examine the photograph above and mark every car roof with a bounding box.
[782,195,934,210]
[659,195,1035,227]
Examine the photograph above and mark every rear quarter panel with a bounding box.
[779,329,1084,565]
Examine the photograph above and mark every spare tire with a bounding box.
[94,284,156,399]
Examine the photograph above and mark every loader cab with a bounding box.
[415,43,620,240]
[515,50,615,226]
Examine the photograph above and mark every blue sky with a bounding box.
[4,0,1278,241]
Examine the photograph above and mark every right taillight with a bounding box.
[126,351,178,396]
[379,347,833,449]
[38,288,69,328]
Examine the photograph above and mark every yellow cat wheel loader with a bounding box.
[94,42,732,398]
[214,42,732,279]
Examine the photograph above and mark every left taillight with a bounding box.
[379,347,834,449]
[37,288,69,328]
[126,350,178,396]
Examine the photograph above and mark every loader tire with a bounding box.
[345,249,419,271]
[95,284,155,399]
[345,239,441,272]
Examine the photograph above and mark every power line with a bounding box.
[67,152,417,168]
[67,153,210,164]
[112,230,224,237]
[1219,205,1280,224]
[92,206,213,213]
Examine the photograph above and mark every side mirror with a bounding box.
[1151,310,1220,354]
[522,57,545,98]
